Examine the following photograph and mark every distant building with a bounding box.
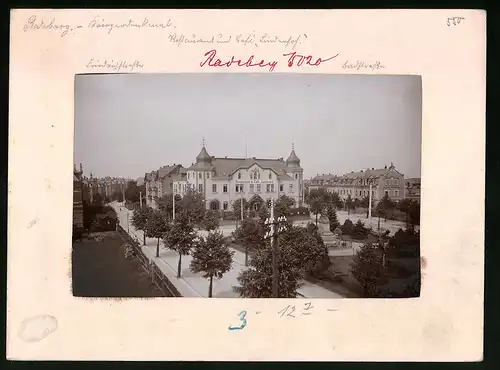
[73,164,85,237]
[173,143,304,212]
[405,178,421,201]
[86,175,129,203]
[144,164,187,208]
[309,163,405,202]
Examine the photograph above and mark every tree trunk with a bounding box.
[244,247,249,266]
[156,237,160,257]
[208,275,213,298]
[315,213,318,226]
[143,232,146,246]
[378,216,381,232]
[177,253,182,278]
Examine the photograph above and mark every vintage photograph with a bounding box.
[72,73,422,299]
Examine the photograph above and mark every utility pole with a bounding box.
[368,182,373,229]
[127,211,130,234]
[264,199,289,298]
[140,191,143,209]
[172,190,176,221]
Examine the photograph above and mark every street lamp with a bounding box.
[264,198,289,298]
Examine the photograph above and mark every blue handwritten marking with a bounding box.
[228,310,247,331]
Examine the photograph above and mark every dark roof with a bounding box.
[312,164,403,183]
[405,178,421,185]
[191,157,295,180]
[145,164,184,182]
[286,149,300,167]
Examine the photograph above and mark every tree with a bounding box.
[234,244,304,298]
[232,197,250,223]
[157,193,183,220]
[164,214,196,278]
[125,181,141,204]
[200,210,220,232]
[351,219,369,240]
[309,196,324,226]
[131,206,153,245]
[376,193,395,223]
[280,226,328,274]
[145,210,170,257]
[232,218,266,266]
[190,231,234,297]
[330,191,343,209]
[350,243,388,297]
[93,192,103,205]
[407,200,420,226]
[345,194,354,215]
[327,205,340,232]
[274,195,295,218]
[234,225,326,298]
[341,219,354,236]
[179,189,206,225]
[257,205,270,221]
[397,198,412,225]
[361,195,371,218]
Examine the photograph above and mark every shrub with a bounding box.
[341,219,354,236]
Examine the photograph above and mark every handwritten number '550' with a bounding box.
[228,310,247,331]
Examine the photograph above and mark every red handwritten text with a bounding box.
[282,52,339,68]
[199,50,339,72]
[200,49,278,72]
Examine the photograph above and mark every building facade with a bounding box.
[404,178,421,201]
[309,163,406,203]
[173,144,304,212]
[73,165,85,235]
[144,164,187,208]
[86,175,128,203]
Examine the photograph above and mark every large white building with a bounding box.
[173,144,305,212]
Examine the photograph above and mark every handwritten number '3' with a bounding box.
[228,310,247,331]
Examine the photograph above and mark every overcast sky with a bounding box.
[74,73,422,180]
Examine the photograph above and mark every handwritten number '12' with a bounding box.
[228,310,247,331]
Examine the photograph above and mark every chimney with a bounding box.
[384,165,387,169]
[225,156,227,158]
[372,167,374,170]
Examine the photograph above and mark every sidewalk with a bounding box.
[111,202,344,298]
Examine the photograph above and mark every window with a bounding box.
[395,190,399,197]
[289,184,293,193]
[238,172,242,179]
[266,184,271,193]
[295,173,298,179]
[223,184,228,193]
[256,184,261,192]
[188,173,190,179]
[207,173,210,179]
[223,202,228,210]
[198,172,202,179]
[250,184,254,193]
[236,184,244,193]
[198,184,203,192]
[210,200,219,211]
[269,172,272,180]
[280,184,284,192]
[385,190,389,196]
[212,184,217,193]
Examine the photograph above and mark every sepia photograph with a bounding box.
[72,73,422,299]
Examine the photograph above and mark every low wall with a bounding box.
[116,226,182,297]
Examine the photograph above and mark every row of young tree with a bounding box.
[306,188,420,227]
[128,189,328,298]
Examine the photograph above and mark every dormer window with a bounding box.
[269,172,272,180]
[238,172,242,180]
